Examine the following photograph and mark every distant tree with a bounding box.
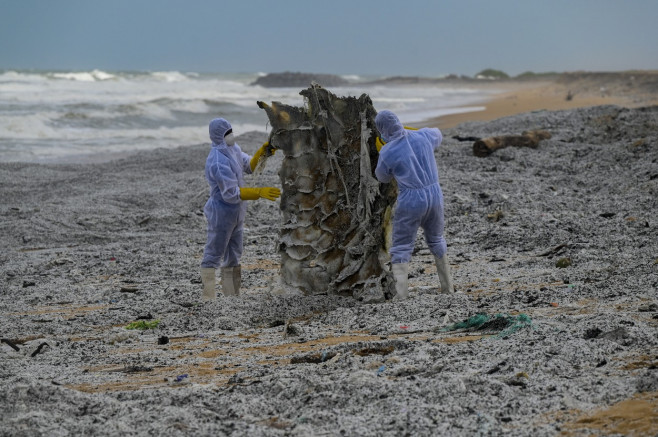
[516,71,538,78]
[475,69,509,79]
[515,71,560,79]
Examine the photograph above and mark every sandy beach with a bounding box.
[428,71,658,129]
[1,73,657,436]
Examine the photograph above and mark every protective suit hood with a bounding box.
[375,110,405,143]
[209,118,232,145]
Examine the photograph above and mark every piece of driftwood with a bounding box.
[473,130,551,157]
[257,84,397,302]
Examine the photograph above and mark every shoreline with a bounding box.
[423,80,658,129]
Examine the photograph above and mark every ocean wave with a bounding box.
[0,70,48,83]
[340,74,362,82]
[150,71,189,82]
[51,70,117,82]
[0,70,497,162]
[0,122,268,163]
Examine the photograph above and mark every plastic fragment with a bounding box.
[1,338,20,351]
[125,320,160,330]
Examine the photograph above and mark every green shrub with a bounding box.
[475,69,509,79]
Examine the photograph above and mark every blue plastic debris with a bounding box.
[376,365,386,376]
[175,374,188,382]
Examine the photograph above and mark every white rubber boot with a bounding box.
[233,265,241,294]
[221,266,240,296]
[200,267,217,301]
[434,255,454,293]
[392,263,409,300]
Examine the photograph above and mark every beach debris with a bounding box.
[487,210,504,222]
[354,345,395,356]
[376,365,387,376]
[117,365,153,373]
[22,280,36,288]
[268,320,286,328]
[599,212,616,218]
[257,84,396,301]
[452,135,482,142]
[283,321,301,338]
[257,417,294,430]
[506,376,528,388]
[392,365,421,378]
[107,331,134,345]
[30,342,50,357]
[175,374,188,382]
[555,257,572,268]
[120,286,139,293]
[537,243,569,257]
[439,313,532,337]
[228,374,244,384]
[473,130,551,157]
[638,303,658,312]
[158,336,169,345]
[49,257,72,266]
[137,215,151,225]
[1,338,20,352]
[290,351,338,364]
[125,320,160,330]
[599,327,630,343]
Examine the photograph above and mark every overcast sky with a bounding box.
[1,0,657,77]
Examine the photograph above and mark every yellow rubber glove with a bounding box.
[375,136,386,152]
[375,126,418,152]
[239,187,281,201]
[250,142,276,172]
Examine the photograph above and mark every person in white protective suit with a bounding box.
[374,110,454,299]
[200,118,280,300]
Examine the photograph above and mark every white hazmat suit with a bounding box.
[200,118,280,300]
[374,110,454,298]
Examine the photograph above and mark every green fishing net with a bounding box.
[440,313,532,338]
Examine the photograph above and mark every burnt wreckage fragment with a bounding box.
[258,84,396,301]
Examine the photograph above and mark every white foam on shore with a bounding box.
[52,69,117,82]
[0,70,498,163]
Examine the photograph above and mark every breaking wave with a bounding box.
[0,70,497,163]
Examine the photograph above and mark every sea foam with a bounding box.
[0,70,495,163]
